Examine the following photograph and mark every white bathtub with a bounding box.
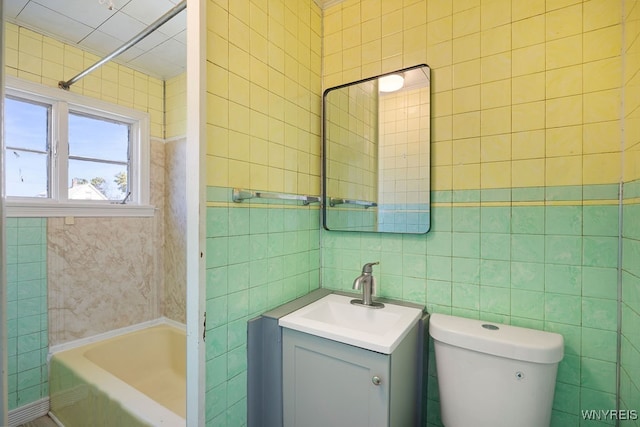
[49,323,186,426]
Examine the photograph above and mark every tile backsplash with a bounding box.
[204,186,320,425]
[322,184,620,426]
[5,218,48,410]
[621,179,640,423]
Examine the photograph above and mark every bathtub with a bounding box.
[49,323,186,426]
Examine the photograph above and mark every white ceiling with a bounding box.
[4,0,187,80]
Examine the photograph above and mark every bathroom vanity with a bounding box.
[282,323,420,427]
[247,289,428,427]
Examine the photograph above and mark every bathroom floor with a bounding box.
[18,416,58,427]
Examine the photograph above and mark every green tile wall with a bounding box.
[5,218,48,410]
[621,179,640,426]
[204,187,320,426]
[321,187,621,427]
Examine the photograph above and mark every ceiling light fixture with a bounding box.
[378,74,404,92]
[99,0,115,11]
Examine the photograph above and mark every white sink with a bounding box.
[278,294,422,354]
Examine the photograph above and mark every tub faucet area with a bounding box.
[351,262,384,308]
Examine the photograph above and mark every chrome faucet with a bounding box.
[351,262,384,308]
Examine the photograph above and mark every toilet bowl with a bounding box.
[429,314,564,427]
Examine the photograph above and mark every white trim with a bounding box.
[185,0,206,425]
[56,101,68,202]
[49,317,185,355]
[0,12,8,426]
[7,397,50,427]
[136,116,151,205]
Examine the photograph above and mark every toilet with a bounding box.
[429,313,564,427]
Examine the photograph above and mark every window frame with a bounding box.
[4,76,153,217]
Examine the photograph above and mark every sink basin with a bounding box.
[278,294,422,354]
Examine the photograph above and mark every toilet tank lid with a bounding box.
[429,314,564,364]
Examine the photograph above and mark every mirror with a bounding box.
[322,64,431,234]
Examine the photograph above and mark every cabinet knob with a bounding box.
[372,376,382,386]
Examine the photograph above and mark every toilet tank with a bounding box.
[429,314,564,427]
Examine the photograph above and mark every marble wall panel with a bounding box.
[48,216,158,345]
[163,137,187,323]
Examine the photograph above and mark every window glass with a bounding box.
[4,97,50,197]
[68,112,129,162]
[68,112,130,201]
[68,160,128,201]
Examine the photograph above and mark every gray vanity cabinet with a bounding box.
[282,324,419,427]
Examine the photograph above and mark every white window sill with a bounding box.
[5,200,156,218]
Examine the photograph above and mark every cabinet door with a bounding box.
[283,328,390,427]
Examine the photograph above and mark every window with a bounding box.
[4,77,151,217]
[5,96,51,198]
[67,112,130,201]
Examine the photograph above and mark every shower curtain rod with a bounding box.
[59,0,187,90]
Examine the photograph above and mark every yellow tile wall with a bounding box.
[205,0,322,195]
[4,23,165,139]
[323,0,625,190]
[624,0,640,183]
[166,72,187,139]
